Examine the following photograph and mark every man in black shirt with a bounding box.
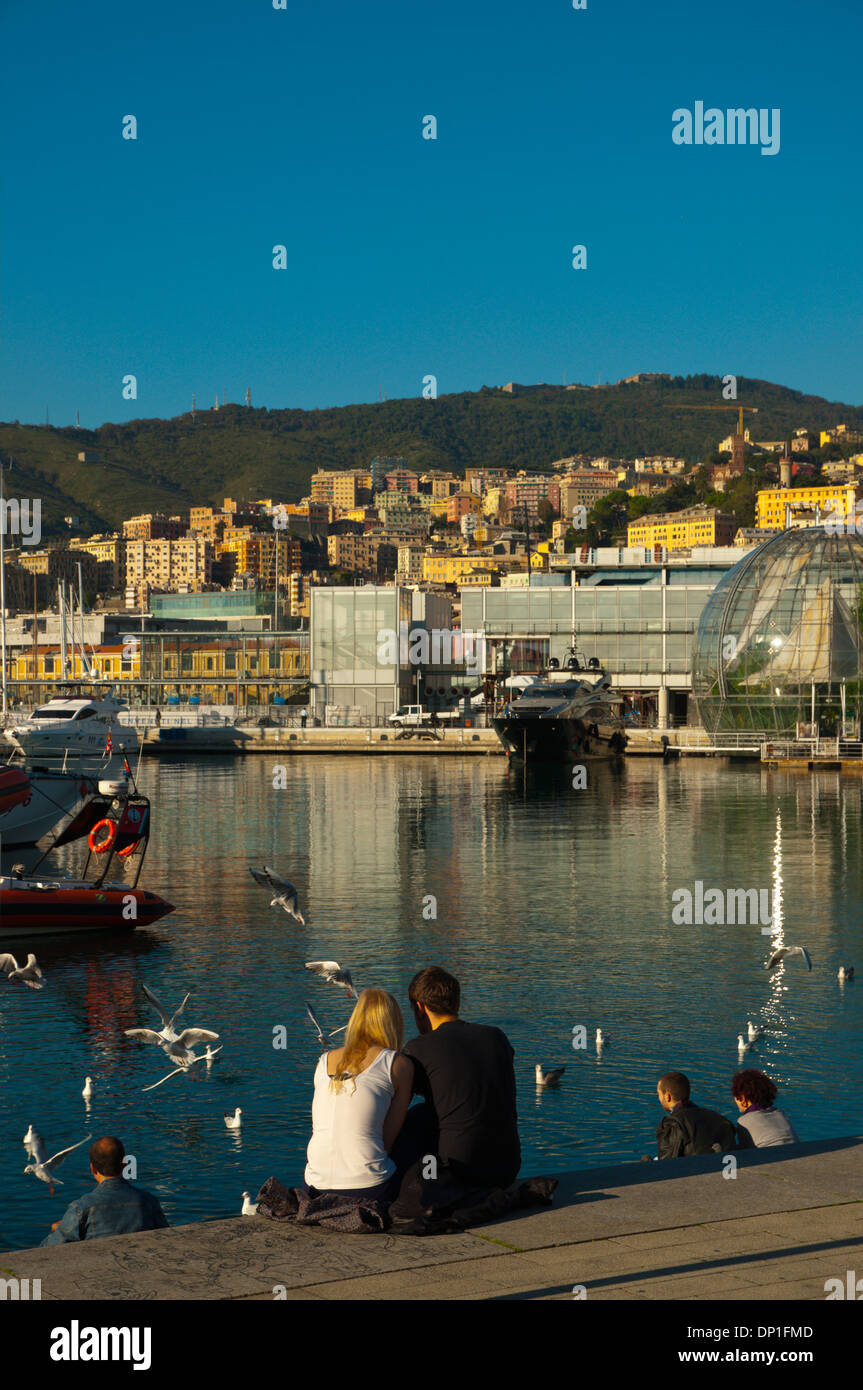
[395,966,521,1190]
[655,1070,737,1159]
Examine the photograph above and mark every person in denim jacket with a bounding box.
[40,1136,168,1244]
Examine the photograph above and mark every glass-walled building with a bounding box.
[137,630,308,706]
[310,586,414,722]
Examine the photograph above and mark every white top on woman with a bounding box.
[305,1048,397,1191]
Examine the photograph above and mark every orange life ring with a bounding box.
[117,839,140,859]
[88,819,117,853]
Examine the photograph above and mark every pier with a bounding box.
[4,1137,861,1301]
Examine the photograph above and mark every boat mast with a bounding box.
[77,561,91,680]
[59,581,67,678]
[0,459,7,719]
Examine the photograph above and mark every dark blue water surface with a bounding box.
[1,755,861,1249]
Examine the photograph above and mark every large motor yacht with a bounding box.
[492,655,627,763]
[2,689,139,768]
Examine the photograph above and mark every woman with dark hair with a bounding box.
[731,1069,800,1148]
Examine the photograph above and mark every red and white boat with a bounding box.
[0,774,174,939]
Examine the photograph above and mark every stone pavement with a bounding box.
[3,1137,862,1301]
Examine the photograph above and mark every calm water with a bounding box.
[1,754,862,1250]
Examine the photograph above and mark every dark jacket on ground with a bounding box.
[40,1176,168,1244]
[656,1101,737,1159]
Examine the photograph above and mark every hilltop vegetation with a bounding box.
[1,374,860,533]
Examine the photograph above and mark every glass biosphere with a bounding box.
[692,527,863,735]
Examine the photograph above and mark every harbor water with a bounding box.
[1,755,862,1251]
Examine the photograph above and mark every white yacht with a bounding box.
[2,690,139,768]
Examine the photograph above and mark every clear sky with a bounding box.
[1,0,861,427]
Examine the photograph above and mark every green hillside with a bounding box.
[2,374,860,533]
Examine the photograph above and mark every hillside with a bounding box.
[1,375,860,532]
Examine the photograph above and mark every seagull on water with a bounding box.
[224,1107,243,1130]
[125,983,220,1066]
[305,1002,348,1048]
[535,1064,565,1088]
[24,1134,92,1194]
[746,1021,764,1043]
[838,966,855,982]
[23,1126,47,1165]
[766,945,812,972]
[596,1028,609,1052]
[82,1077,93,1101]
[0,952,44,990]
[737,1034,752,1057]
[249,867,305,923]
[141,1046,223,1092]
[241,1191,258,1216]
[305,961,356,999]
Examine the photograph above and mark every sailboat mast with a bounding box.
[0,460,7,719]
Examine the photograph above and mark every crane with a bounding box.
[664,403,759,473]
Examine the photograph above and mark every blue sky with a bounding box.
[1,0,861,427]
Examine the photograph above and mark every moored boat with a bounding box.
[492,656,627,763]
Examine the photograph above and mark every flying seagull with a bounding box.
[24,1134,92,1194]
[0,952,44,990]
[249,867,305,923]
[305,1002,348,1048]
[305,961,356,999]
[241,1191,258,1216]
[535,1064,565,1088]
[125,983,220,1066]
[224,1107,243,1130]
[766,945,812,971]
[838,966,855,981]
[141,1046,222,1092]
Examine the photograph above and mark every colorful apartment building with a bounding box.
[627,506,736,551]
[756,483,859,530]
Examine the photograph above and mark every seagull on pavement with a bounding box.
[766,945,812,971]
[224,1107,242,1130]
[305,961,356,999]
[305,1002,348,1048]
[24,1134,92,1194]
[125,983,220,1066]
[241,1191,258,1216]
[0,952,44,989]
[535,1064,565,1088]
[249,867,305,923]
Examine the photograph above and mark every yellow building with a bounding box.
[627,506,736,551]
[217,529,301,587]
[756,484,858,530]
[72,534,124,592]
[8,644,140,682]
[422,554,500,584]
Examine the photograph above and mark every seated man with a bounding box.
[394,966,520,1191]
[41,1136,168,1245]
[656,1071,736,1159]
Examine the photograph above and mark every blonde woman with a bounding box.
[304,988,414,1202]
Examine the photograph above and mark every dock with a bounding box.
[4,1137,861,1301]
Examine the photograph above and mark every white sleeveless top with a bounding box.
[304,1048,397,1191]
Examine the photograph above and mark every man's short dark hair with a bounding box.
[731,1069,778,1108]
[90,1136,125,1177]
[409,966,460,1016]
[658,1071,690,1102]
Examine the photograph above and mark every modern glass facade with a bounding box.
[137,630,309,705]
[310,586,414,720]
[692,529,863,735]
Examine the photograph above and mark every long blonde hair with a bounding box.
[330,988,403,1094]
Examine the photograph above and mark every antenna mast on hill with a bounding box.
[246,387,251,407]
[75,409,80,428]
[192,392,196,419]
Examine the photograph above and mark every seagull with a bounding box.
[535,1064,565,1088]
[838,966,855,982]
[125,983,220,1066]
[737,1034,751,1057]
[305,961,356,999]
[141,1046,222,1092]
[305,1002,348,1048]
[241,1191,258,1216]
[205,1044,220,1065]
[24,1134,92,1194]
[82,1077,93,1100]
[224,1107,242,1130]
[22,1126,47,1165]
[746,1021,764,1043]
[249,867,305,923]
[766,945,812,971]
[596,1028,609,1052]
[0,952,44,990]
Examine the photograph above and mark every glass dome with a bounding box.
[692,528,863,736]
